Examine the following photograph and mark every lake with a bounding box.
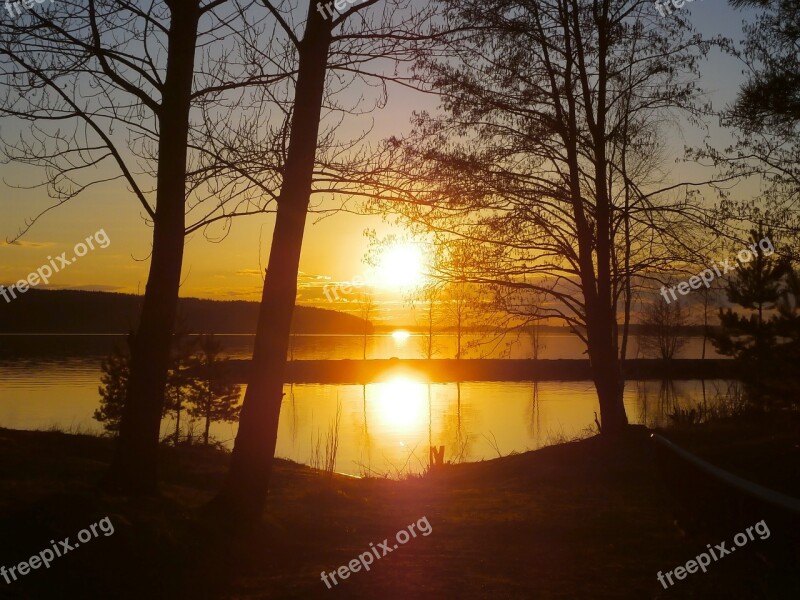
[0,333,732,477]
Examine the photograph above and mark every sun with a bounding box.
[375,243,425,290]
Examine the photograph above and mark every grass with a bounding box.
[309,402,341,481]
[0,421,797,599]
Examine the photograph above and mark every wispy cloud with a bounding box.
[235,268,263,276]
[0,240,55,248]
[64,284,127,292]
[297,271,332,289]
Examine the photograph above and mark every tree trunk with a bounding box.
[175,393,181,446]
[363,317,368,360]
[456,315,462,360]
[427,298,433,359]
[583,6,628,436]
[204,413,210,446]
[702,288,709,360]
[104,1,200,493]
[212,9,333,523]
[587,310,628,435]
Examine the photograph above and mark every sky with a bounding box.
[0,2,762,325]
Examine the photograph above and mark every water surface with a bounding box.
[0,334,731,477]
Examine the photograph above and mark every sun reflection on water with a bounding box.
[372,376,428,432]
[391,330,411,344]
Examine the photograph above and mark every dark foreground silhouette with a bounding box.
[0,416,798,599]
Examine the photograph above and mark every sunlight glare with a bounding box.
[376,243,425,289]
[374,377,427,431]
[391,330,411,344]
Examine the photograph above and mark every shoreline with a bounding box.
[223,358,737,384]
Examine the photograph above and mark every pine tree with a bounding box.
[95,341,131,434]
[710,230,792,405]
[729,0,800,132]
[770,267,800,403]
[95,331,197,437]
[163,326,197,445]
[187,335,241,445]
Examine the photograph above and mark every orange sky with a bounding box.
[0,83,424,324]
[0,5,755,326]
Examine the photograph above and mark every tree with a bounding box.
[359,287,375,360]
[95,331,197,439]
[0,0,285,493]
[729,0,800,131]
[430,238,475,360]
[164,328,197,445]
[416,281,442,359]
[443,280,473,359]
[699,285,719,360]
[187,335,241,445]
[710,230,793,404]
[365,0,717,433]
[771,266,800,401]
[699,0,800,249]
[528,322,545,360]
[638,298,690,360]
[95,344,131,435]
[213,0,438,522]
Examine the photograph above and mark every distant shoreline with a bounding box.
[223,358,736,384]
[0,288,371,334]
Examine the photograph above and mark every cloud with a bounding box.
[297,272,333,289]
[232,269,345,289]
[0,240,55,248]
[216,289,260,299]
[26,284,128,292]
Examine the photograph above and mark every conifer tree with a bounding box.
[163,327,197,445]
[95,342,131,434]
[187,335,241,445]
[96,331,198,437]
[710,230,792,404]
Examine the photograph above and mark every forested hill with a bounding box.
[0,289,371,334]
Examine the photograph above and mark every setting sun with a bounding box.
[375,243,426,290]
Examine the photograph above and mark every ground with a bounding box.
[0,416,798,599]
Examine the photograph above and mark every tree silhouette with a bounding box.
[213,0,439,523]
[164,327,198,445]
[95,343,131,435]
[729,0,800,131]
[698,0,800,250]
[639,299,690,360]
[360,0,720,433]
[711,230,793,404]
[96,330,198,439]
[0,0,286,493]
[187,335,241,445]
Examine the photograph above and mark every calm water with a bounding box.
[0,333,730,477]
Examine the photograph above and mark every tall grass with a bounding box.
[310,401,341,480]
[667,381,750,425]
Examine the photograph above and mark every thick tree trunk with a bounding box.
[586,308,628,435]
[103,2,200,493]
[581,1,627,435]
[212,8,333,523]
[591,351,628,434]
